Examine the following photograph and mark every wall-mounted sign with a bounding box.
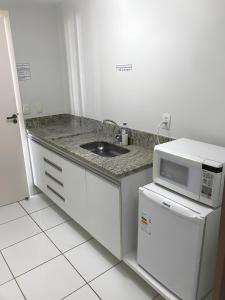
[116,64,133,72]
[16,63,31,81]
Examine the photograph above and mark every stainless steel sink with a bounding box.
[80,141,130,157]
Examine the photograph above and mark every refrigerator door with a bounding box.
[137,188,205,300]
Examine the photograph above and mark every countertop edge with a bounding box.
[28,134,153,185]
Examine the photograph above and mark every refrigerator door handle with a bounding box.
[141,189,204,223]
[161,200,203,222]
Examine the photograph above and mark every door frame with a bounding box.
[0,10,33,196]
[213,181,225,299]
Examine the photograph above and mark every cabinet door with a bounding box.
[86,171,121,259]
[63,160,87,230]
[28,140,45,191]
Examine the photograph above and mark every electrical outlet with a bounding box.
[162,113,171,130]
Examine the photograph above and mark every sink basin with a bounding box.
[80,141,130,157]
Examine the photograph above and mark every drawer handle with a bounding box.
[46,185,65,202]
[45,172,64,187]
[44,158,62,172]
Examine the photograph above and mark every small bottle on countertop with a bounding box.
[121,123,128,146]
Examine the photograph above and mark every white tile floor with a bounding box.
[0,194,212,300]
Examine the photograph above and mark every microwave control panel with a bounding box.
[201,170,214,199]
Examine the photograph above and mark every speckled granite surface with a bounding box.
[26,114,171,181]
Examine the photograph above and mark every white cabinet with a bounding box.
[86,171,121,259]
[29,140,66,210]
[43,147,66,211]
[28,139,45,192]
[29,140,87,219]
[63,160,87,230]
[29,139,138,260]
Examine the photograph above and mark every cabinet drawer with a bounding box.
[45,183,65,210]
[41,147,65,209]
[45,172,64,197]
[43,157,63,182]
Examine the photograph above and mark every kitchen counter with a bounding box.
[26,114,170,181]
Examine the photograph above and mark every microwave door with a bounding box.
[138,189,205,300]
[153,151,203,200]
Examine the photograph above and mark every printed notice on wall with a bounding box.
[116,64,133,72]
[16,63,31,81]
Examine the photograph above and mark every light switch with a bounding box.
[23,103,30,115]
[35,102,43,114]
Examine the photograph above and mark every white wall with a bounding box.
[0,2,70,118]
[60,0,225,147]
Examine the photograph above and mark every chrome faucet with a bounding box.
[102,119,122,143]
[102,119,118,126]
[115,131,122,144]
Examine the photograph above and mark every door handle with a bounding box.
[6,114,18,124]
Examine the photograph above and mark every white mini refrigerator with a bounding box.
[137,183,221,300]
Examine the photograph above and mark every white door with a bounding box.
[0,11,28,205]
[137,188,205,300]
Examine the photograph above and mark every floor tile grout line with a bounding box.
[43,219,71,232]
[20,201,95,258]
[29,203,59,216]
[0,231,42,252]
[19,201,90,240]
[14,253,62,279]
[19,202,55,215]
[0,201,26,209]
[33,203,125,300]
[0,197,55,230]
[0,277,14,288]
[0,214,28,228]
[87,261,122,284]
[31,217,70,232]
[62,255,103,300]
[152,294,160,300]
[19,201,72,232]
[20,201,62,218]
[19,201,121,300]
[18,202,68,233]
[19,201,104,300]
[43,227,105,300]
[60,283,87,300]
[62,238,94,254]
[18,203,93,287]
[0,250,26,300]
[60,282,102,300]
[60,283,89,300]
[14,278,27,300]
[18,202,85,299]
[0,198,54,228]
[1,236,91,291]
[1,201,163,300]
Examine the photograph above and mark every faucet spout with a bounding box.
[102,119,118,126]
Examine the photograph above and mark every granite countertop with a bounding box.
[26,115,168,181]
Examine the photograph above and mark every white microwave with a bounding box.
[153,138,225,208]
